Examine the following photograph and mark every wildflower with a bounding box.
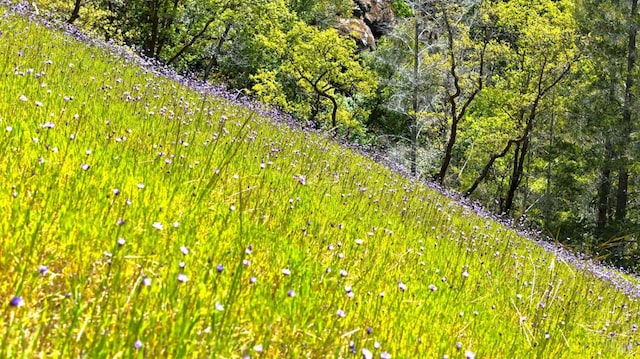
[215,302,224,311]
[366,327,372,334]
[337,309,346,318]
[428,284,437,291]
[152,222,163,231]
[19,95,27,102]
[137,183,145,189]
[9,296,24,307]
[142,277,152,286]
[462,271,469,278]
[243,259,251,266]
[134,340,143,350]
[38,265,48,276]
[5,126,12,132]
[297,175,306,185]
[282,268,291,276]
[249,276,257,284]
[381,352,392,359]
[177,274,189,283]
[287,290,296,297]
[216,264,224,273]
[355,239,363,245]
[465,350,475,359]
[398,282,407,292]
[339,269,348,277]
[180,246,189,255]
[117,238,125,246]
[253,344,263,353]
[362,348,373,359]
[173,221,179,228]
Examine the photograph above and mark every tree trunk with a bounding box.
[615,0,637,222]
[203,24,232,82]
[465,137,523,197]
[329,94,338,135]
[503,121,531,214]
[410,16,420,176]
[144,0,160,58]
[596,165,612,236]
[68,0,82,24]
[167,17,216,65]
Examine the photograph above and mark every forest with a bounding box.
[31,0,640,271]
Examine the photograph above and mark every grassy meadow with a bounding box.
[1,4,640,358]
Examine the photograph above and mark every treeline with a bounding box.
[30,0,640,270]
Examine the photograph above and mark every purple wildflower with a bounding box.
[9,296,24,307]
[287,290,296,297]
[134,340,143,350]
[216,264,224,273]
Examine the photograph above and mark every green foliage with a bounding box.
[287,0,352,27]
[252,21,377,134]
[391,0,413,18]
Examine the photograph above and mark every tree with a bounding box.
[252,21,376,135]
[377,0,488,178]
[574,0,639,257]
[463,0,581,217]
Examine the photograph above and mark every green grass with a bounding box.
[1,6,640,358]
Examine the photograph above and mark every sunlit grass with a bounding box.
[1,5,640,358]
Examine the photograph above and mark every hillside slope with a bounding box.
[1,4,639,358]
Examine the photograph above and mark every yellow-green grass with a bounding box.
[1,5,639,358]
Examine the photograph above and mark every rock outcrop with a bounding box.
[335,18,377,51]
[353,0,396,38]
[335,0,396,51]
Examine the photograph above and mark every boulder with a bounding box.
[353,0,396,37]
[335,18,377,51]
